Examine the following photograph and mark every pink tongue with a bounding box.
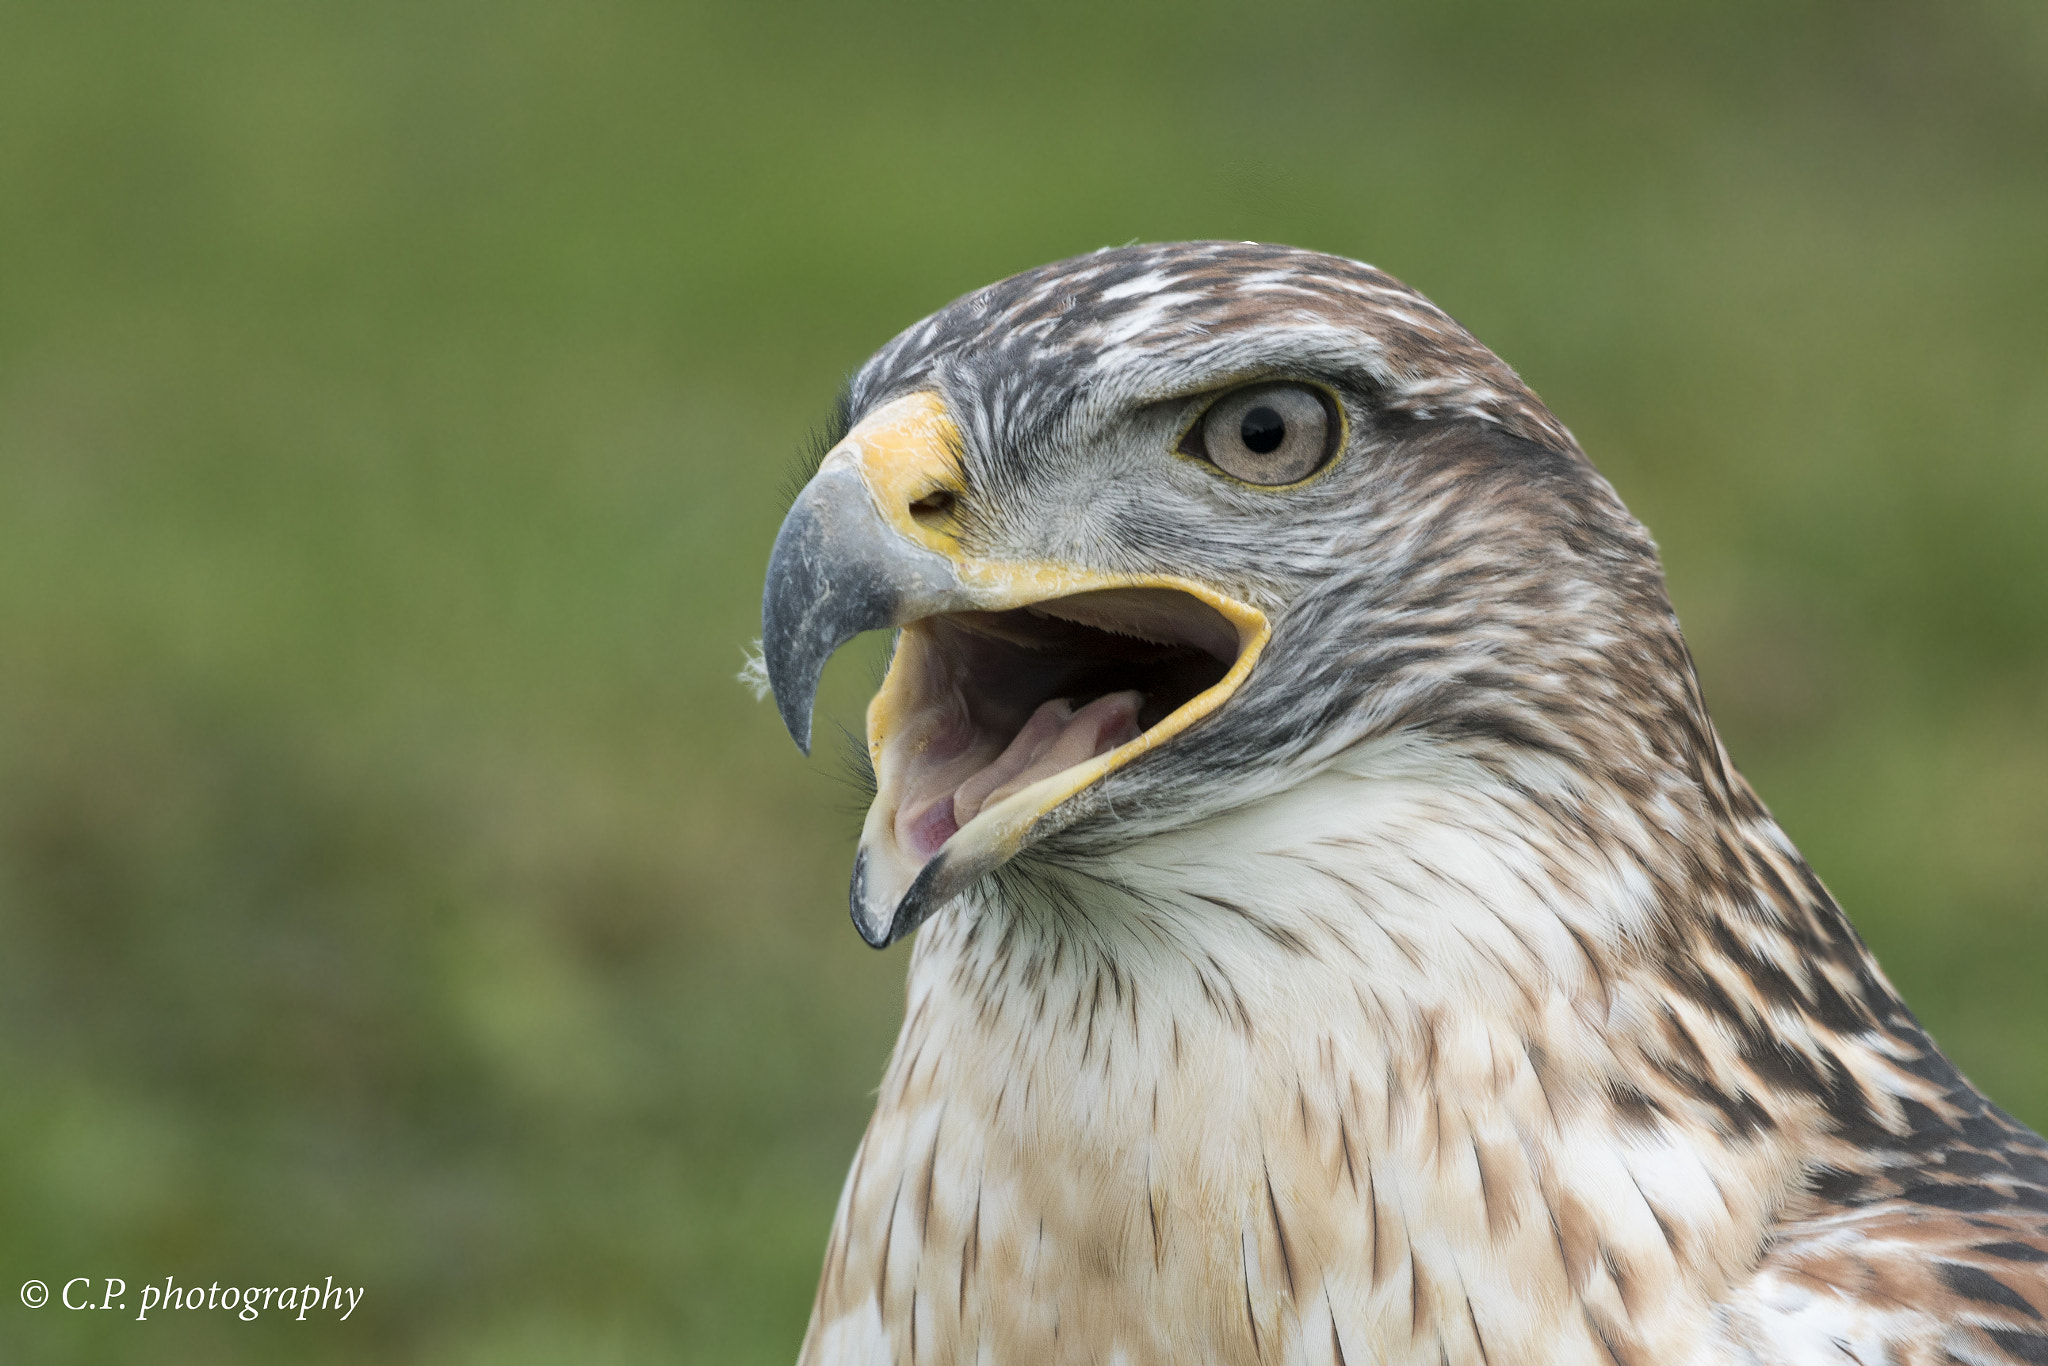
[952,690,1144,827]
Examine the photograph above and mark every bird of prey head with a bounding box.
[766,241,1693,950]
[758,243,2048,1366]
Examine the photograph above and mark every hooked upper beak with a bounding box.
[762,391,1269,948]
[761,396,973,755]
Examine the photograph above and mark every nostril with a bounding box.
[909,490,957,526]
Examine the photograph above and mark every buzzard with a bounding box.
[757,243,2048,1366]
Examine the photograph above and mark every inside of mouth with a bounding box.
[887,588,1240,862]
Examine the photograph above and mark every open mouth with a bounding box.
[873,587,1250,864]
[760,390,1275,944]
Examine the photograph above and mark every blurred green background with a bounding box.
[1,0,2043,1360]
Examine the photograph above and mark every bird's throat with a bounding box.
[805,767,1822,1366]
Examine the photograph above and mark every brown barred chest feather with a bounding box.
[794,756,2048,1366]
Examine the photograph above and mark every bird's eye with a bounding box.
[1180,383,1338,485]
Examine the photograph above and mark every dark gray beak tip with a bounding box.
[777,694,816,757]
[760,463,964,767]
[849,850,891,948]
[760,468,876,761]
[850,849,949,949]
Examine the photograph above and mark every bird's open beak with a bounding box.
[763,392,1270,947]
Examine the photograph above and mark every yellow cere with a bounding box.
[838,390,969,556]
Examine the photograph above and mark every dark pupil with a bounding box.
[1239,406,1286,455]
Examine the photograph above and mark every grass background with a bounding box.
[0,1,2043,1360]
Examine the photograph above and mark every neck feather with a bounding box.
[803,732,1944,1366]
